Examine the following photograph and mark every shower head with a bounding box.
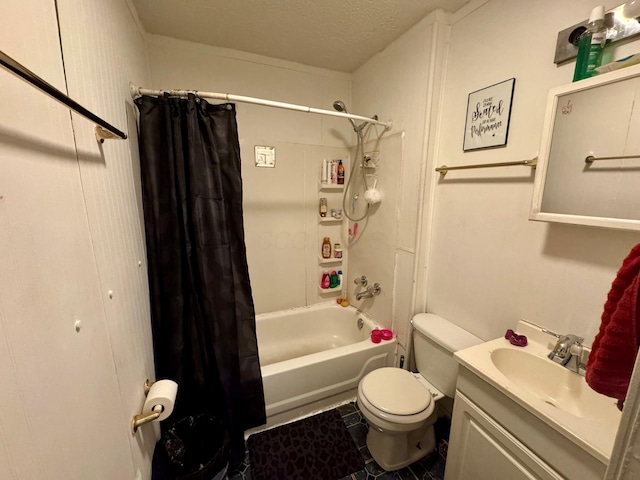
[333,99,362,133]
[333,100,349,113]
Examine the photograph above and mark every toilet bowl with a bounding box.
[356,314,482,471]
[357,367,443,471]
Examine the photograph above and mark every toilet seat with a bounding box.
[358,368,434,425]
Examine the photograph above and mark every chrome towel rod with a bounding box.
[0,49,127,141]
[435,157,538,176]
[585,154,640,164]
[130,83,392,130]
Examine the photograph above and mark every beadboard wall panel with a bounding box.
[0,0,139,478]
[56,0,156,475]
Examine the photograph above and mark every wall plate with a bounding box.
[554,19,588,65]
[255,145,275,168]
[554,3,640,64]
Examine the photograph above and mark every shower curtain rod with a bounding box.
[130,83,392,130]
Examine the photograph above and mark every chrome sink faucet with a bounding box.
[543,329,586,376]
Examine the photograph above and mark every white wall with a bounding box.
[0,0,154,478]
[147,35,353,314]
[346,133,403,330]
[351,0,640,352]
[427,0,640,344]
[351,11,449,349]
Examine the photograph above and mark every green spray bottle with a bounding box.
[573,5,607,82]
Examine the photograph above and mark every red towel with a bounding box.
[586,243,640,410]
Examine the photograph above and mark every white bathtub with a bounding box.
[255,303,395,428]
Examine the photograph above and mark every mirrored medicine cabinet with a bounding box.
[530,63,640,231]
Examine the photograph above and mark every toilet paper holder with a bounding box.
[131,379,163,435]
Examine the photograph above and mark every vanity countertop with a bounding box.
[454,320,621,464]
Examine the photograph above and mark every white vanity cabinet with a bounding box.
[445,367,608,480]
[446,392,563,480]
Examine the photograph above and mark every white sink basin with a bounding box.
[454,322,623,464]
[490,347,616,422]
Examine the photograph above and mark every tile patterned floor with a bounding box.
[229,402,450,480]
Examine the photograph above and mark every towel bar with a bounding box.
[435,158,537,176]
[585,154,640,164]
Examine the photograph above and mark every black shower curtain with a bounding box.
[135,94,265,467]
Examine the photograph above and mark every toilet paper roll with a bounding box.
[143,380,178,422]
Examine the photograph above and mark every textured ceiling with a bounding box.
[132,0,472,72]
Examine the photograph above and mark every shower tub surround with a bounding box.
[254,303,395,428]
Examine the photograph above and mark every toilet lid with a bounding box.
[360,368,431,415]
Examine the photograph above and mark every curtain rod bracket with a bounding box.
[95,126,123,144]
[129,82,141,100]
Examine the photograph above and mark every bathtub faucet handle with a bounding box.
[355,283,381,301]
[354,275,368,287]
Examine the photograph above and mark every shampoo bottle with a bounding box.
[573,6,607,81]
[331,161,338,184]
[319,197,327,217]
[329,271,338,288]
[337,160,345,185]
[321,272,330,289]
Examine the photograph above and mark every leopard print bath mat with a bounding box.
[247,409,364,480]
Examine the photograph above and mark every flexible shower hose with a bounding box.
[342,128,371,222]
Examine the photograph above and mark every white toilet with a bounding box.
[356,313,482,471]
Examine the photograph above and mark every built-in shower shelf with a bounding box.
[318,181,344,191]
[318,214,342,224]
[318,254,342,265]
[317,162,346,299]
[318,285,342,294]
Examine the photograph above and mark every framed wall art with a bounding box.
[463,78,515,151]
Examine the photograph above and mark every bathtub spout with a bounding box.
[356,283,381,301]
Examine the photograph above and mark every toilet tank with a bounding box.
[411,313,482,398]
